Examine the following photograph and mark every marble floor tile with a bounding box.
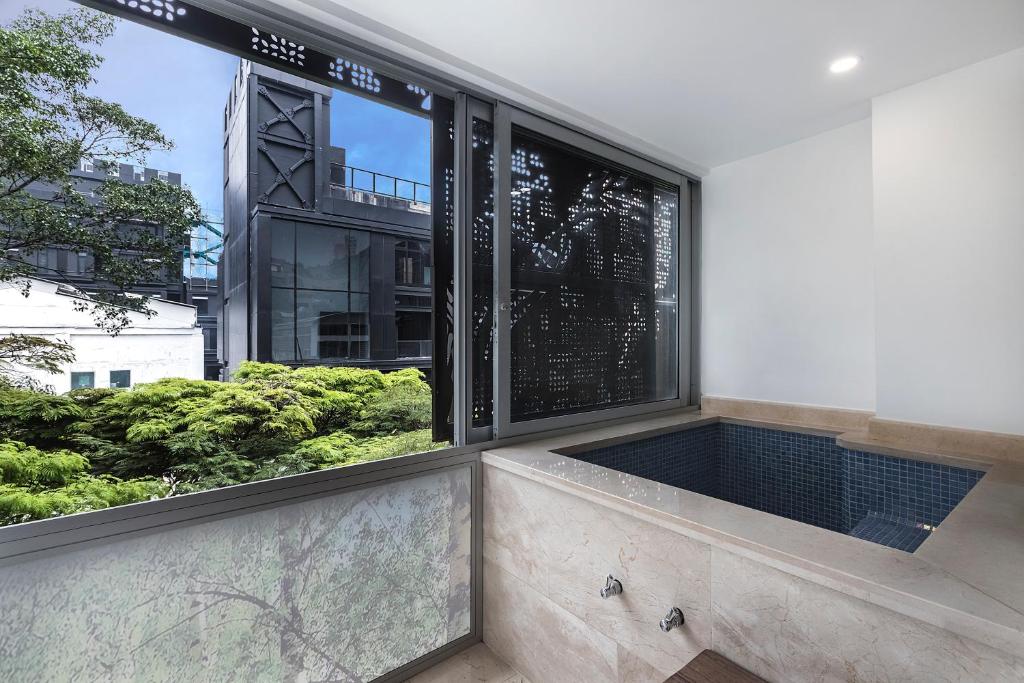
[409,643,529,683]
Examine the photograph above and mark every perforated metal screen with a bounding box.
[471,118,496,428]
[506,127,679,422]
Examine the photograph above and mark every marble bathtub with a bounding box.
[481,411,1024,682]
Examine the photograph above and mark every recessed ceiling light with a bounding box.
[829,56,861,74]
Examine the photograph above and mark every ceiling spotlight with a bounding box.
[829,56,861,74]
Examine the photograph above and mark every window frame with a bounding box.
[109,369,131,388]
[80,0,701,443]
[70,371,95,389]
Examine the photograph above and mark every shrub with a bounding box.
[0,364,438,525]
[0,439,167,525]
[351,379,431,436]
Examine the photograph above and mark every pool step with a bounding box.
[666,650,766,683]
[849,512,932,552]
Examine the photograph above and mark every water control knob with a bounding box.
[600,575,623,599]
[659,607,684,632]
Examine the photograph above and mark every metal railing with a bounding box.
[330,163,430,205]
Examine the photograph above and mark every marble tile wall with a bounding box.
[484,462,1024,683]
[483,465,711,681]
[711,550,1024,682]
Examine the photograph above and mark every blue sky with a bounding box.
[2,0,431,219]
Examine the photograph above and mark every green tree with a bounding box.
[0,439,167,525]
[0,7,202,334]
[0,363,444,524]
[0,334,75,390]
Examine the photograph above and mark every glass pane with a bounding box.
[296,225,348,290]
[270,220,295,288]
[271,287,295,361]
[70,372,94,389]
[349,230,371,293]
[109,370,131,388]
[508,127,679,422]
[394,239,430,287]
[296,290,349,361]
[471,118,495,428]
[397,311,433,359]
[349,292,370,359]
[0,467,473,681]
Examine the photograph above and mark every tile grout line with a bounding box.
[708,545,715,653]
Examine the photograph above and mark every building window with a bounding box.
[109,370,131,388]
[395,239,431,286]
[202,327,217,351]
[270,221,371,362]
[106,162,119,177]
[79,158,93,173]
[157,169,169,182]
[70,372,95,389]
[396,309,432,358]
[133,166,145,183]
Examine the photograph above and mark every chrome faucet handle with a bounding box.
[659,607,684,632]
[600,575,623,599]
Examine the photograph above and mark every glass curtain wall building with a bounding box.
[221,61,436,377]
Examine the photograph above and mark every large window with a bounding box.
[395,239,431,286]
[270,221,371,362]
[0,0,450,533]
[0,1,699,680]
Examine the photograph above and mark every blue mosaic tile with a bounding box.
[848,512,932,552]
[578,425,719,497]
[570,423,984,553]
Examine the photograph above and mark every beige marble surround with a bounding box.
[481,404,1024,683]
[702,394,1024,464]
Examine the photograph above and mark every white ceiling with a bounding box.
[280,0,1024,173]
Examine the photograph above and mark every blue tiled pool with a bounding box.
[564,423,984,552]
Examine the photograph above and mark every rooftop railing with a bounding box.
[329,163,431,207]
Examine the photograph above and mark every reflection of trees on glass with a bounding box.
[507,129,679,422]
[0,468,472,681]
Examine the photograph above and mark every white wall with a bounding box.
[701,119,876,411]
[0,279,204,393]
[872,47,1024,434]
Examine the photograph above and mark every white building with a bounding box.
[0,278,204,393]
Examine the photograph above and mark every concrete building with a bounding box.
[220,60,432,377]
[0,277,204,393]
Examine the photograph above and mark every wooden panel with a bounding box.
[667,650,766,683]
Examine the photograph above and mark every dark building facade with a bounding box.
[21,161,187,301]
[19,162,224,381]
[220,61,432,376]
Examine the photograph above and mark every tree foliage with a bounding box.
[0,439,167,525]
[0,334,76,390]
[0,7,203,331]
[0,363,443,523]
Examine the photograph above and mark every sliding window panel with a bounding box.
[494,106,689,436]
